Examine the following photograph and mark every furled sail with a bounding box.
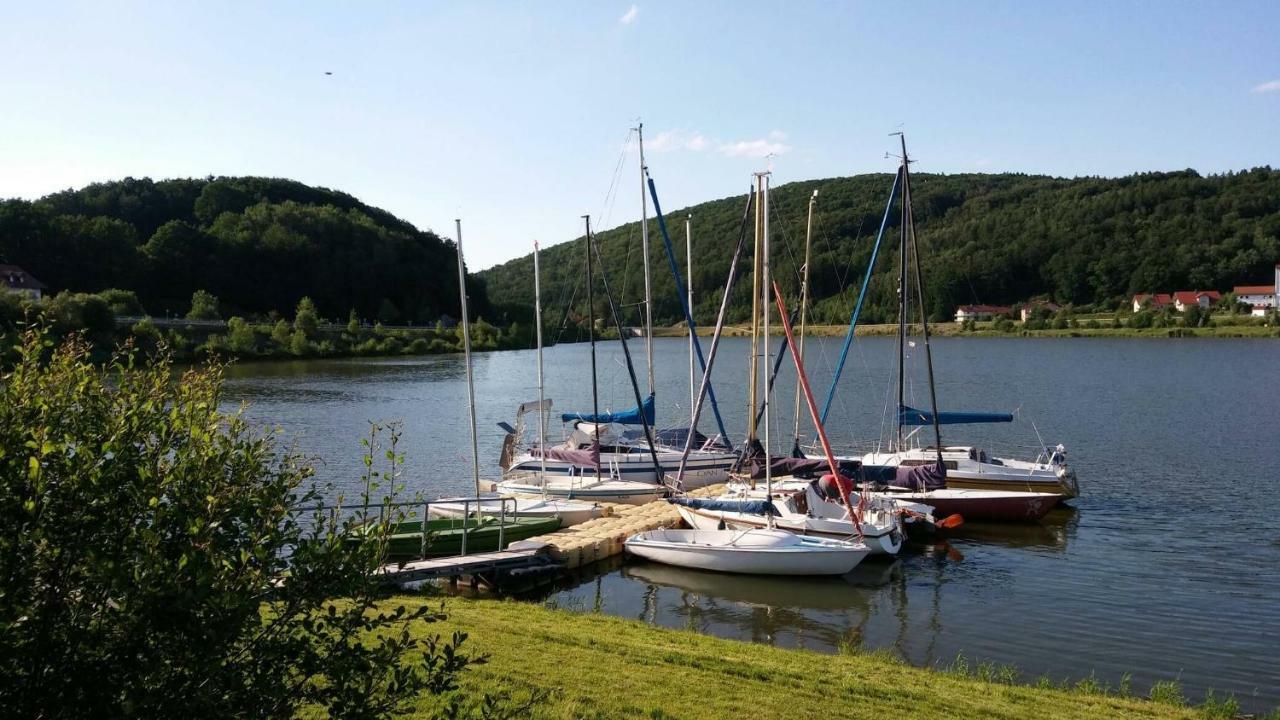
[561,393,655,426]
[899,406,1013,426]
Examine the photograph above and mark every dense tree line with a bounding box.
[0,176,491,323]
[479,168,1280,328]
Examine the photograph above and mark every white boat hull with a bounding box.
[624,528,869,575]
[493,478,666,505]
[505,451,734,489]
[428,496,604,526]
[676,506,902,555]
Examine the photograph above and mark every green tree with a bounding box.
[0,330,519,719]
[1182,303,1207,328]
[294,296,319,337]
[187,289,220,320]
[348,308,361,334]
[289,329,312,356]
[226,316,257,354]
[271,318,292,346]
[96,288,145,316]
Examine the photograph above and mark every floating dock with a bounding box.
[519,483,727,570]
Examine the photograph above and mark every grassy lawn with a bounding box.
[390,597,1212,720]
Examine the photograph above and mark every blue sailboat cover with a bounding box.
[899,406,1013,426]
[562,393,655,425]
[669,497,778,516]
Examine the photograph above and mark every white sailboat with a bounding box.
[627,172,868,576]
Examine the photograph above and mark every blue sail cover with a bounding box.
[899,406,1013,426]
[562,393,655,426]
[669,497,778,516]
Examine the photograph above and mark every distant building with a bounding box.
[1251,304,1270,318]
[954,305,1012,323]
[1132,293,1173,312]
[0,264,46,300]
[1020,301,1061,322]
[1172,290,1220,312]
[1233,263,1279,308]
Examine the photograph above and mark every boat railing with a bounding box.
[311,496,517,559]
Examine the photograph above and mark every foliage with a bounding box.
[294,295,319,336]
[479,168,1280,331]
[187,289,221,320]
[0,330,521,719]
[96,288,145,316]
[0,176,491,324]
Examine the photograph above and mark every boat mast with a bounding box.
[454,219,481,506]
[637,123,655,398]
[899,134,946,465]
[583,214,601,482]
[759,171,773,522]
[534,240,547,497]
[893,134,908,453]
[792,189,817,449]
[747,174,764,443]
[686,213,695,415]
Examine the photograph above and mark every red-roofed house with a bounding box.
[1233,263,1278,308]
[1172,291,1221,312]
[0,264,46,300]
[1019,300,1062,322]
[954,304,1012,322]
[1132,293,1173,312]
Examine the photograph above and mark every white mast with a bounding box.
[758,172,773,523]
[685,213,695,415]
[454,219,481,507]
[793,189,817,445]
[533,240,547,497]
[637,123,655,398]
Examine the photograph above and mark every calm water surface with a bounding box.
[223,337,1280,710]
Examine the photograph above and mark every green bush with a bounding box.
[407,338,430,354]
[294,296,319,337]
[96,288,145,316]
[0,330,510,718]
[186,289,220,321]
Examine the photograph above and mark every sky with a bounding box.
[2,1,1278,269]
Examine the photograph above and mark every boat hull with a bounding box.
[505,451,734,489]
[428,496,603,527]
[624,528,869,576]
[493,479,666,505]
[675,506,902,556]
[362,516,562,560]
[889,489,1058,522]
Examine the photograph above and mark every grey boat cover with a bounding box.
[739,439,861,480]
[893,460,948,491]
[531,442,600,469]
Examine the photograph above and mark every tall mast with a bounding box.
[454,219,480,504]
[533,240,547,496]
[793,189,817,447]
[759,172,773,520]
[637,123,655,398]
[747,174,764,443]
[583,214,601,481]
[900,134,946,465]
[893,134,908,453]
[686,213,695,415]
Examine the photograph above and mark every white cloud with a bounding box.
[1251,79,1280,94]
[647,129,708,152]
[619,4,638,24]
[718,131,792,158]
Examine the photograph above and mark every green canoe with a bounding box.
[354,515,561,560]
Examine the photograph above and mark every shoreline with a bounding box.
[386,596,1230,719]
[652,322,1279,339]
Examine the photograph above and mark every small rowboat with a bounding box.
[624,528,869,576]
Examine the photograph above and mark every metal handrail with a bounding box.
[311,495,518,560]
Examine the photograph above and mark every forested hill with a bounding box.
[0,176,488,322]
[479,168,1280,327]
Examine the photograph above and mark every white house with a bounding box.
[1172,290,1220,312]
[1,264,46,300]
[1233,263,1278,309]
[954,304,1012,323]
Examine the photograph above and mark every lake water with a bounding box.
[223,336,1280,711]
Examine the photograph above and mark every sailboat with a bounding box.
[497,219,669,505]
[849,136,1060,522]
[673,187,912,553]
[372,221,560,560]
[628,171,869,576]
[500,126,736,490]
[432,240,606,525]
